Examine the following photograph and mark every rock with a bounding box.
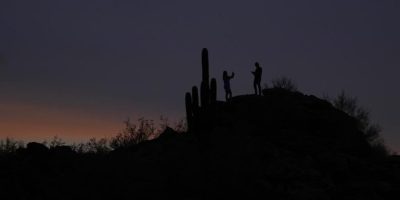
[26,142,49,155]
[158,126,178,140]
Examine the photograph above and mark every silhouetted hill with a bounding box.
[0,90,399,199]
[212,88,372,157]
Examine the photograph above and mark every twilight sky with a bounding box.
[0,0,399,150]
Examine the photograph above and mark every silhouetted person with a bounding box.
[223,70,235,101]
[252,62,262,95]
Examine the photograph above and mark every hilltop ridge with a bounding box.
[206,88,372,157]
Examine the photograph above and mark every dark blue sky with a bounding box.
[1,0,399,150]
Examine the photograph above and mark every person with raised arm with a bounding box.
[223,70,235,101]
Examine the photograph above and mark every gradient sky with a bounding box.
[0,0,399,150]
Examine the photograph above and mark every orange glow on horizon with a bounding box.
[0,101,125,143]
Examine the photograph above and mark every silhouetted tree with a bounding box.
[333,90,389,155]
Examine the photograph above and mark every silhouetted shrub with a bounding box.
[84,138,110,153]
[333,90,389,155]
[0,138,24,154]
[159,116,187,133]
[333,90,358,116]
[49,136,66,148]
[271,76,298,91]
[71,142,86,154]
[173,119,187,133]
[0,116,185,155]
[110,118,157,149]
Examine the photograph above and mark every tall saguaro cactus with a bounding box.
[185,92,193,131]
[201,48,210,107]
[200,81,208,108]
[210,78,217,105]
[192,86,199,113]
[185,48,218,132]
[202,48,209,87]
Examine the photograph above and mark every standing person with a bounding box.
[223,70,235,101]
[252,62,262,95]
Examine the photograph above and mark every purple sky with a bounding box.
[0,0,399,151]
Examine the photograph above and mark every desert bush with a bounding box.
[0,116,186,154]
[159,115,169,131]
[110,118,157,149]
[71,142,86,153]
[85,138,110,153]
[0,138,24,154]
[68,138,110,154]
[271,76,298,91]
[333,91,358,116]
[49,136,66,148]
[173,119,187,133]
[333,90,389,155]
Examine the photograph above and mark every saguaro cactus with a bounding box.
[210,78,217,105]
[202,48,209,87]
[185,48,219,133]
[200,81,208,107]
[192,86,199,113]
[185,92,193,131]
[201,48,210,107]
